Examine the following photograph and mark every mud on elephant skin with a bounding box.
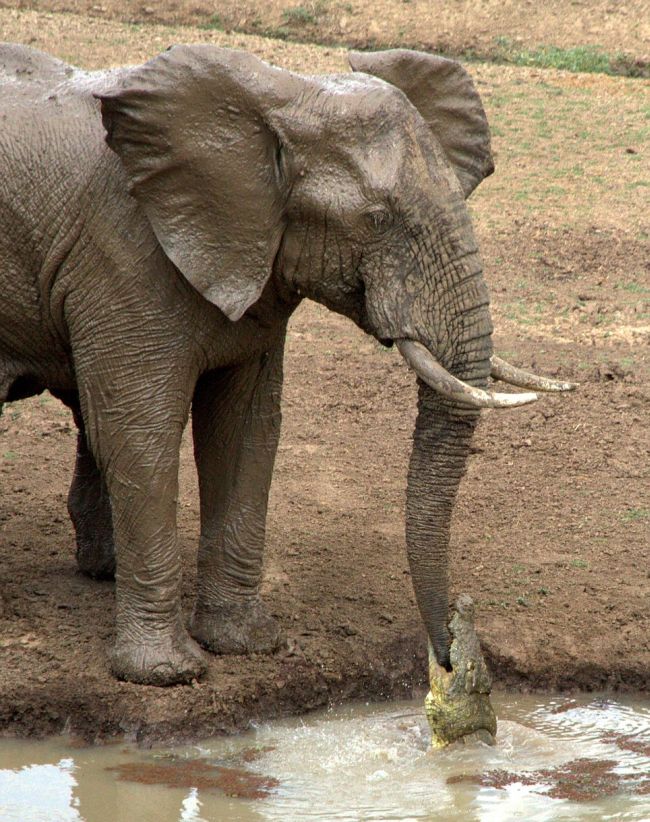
[0,43,575,689]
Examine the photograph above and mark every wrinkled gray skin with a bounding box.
[1,43,500,686]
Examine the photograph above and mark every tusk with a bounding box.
[396,340,538,409]
[490,356,578,392]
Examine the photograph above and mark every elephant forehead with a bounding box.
[303,72,415,130]
[279,73,445,204]
[292,89,422,177]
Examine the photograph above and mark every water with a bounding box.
[1,693,649,822]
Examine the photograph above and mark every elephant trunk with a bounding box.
[406,382,481,669]
[404,258,493,670]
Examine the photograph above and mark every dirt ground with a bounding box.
[0,7,648,743]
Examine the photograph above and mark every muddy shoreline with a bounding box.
[2,627,648,746]
[1,625,647,745]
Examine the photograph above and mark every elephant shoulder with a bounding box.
[0,43,74,87]
[0,43,121,111]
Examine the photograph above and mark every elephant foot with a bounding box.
[75,534,116,580]
[110,627,207,686]
[190,598,284,655]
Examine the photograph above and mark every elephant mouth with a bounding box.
[395,339,577,409]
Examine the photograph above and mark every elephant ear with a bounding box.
[348,49,493,198]
[98,46,302,321]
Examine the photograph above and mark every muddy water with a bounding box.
[1,693,649,821]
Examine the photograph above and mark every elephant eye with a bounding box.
[364,208,392,234]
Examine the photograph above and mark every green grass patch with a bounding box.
[617,281,650,294]
[503,299,548,326]
[483,40,648,78]
[282,2,329,27]
[283,6,318,25]
[622,508,649,522]
[198,14,224,31]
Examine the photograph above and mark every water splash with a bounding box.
[0,693,649,821]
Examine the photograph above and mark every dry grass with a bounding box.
[5,0,650,68]
[0,7,348,73]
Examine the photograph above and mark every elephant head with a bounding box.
[98,46,573,670]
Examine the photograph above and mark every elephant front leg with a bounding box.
[107,436,207,684]
[190,342,285,655]
[75,376,206,686]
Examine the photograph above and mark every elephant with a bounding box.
[0,42,575,688]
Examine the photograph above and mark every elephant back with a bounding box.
[0,43,74,90]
